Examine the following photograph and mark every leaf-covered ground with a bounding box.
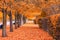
[0,24,53,40]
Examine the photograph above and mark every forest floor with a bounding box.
[0,23,53,40]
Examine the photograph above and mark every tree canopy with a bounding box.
[0,0,60,19]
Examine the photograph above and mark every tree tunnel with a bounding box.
[0,0,60,40]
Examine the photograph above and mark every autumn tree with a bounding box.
[2,8,7,37]
[55,16,60,40]
[6,0,13,32]
[1,0,8,37]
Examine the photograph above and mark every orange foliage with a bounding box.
[0,0,60,20]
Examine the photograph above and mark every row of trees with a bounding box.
[1,8,26,37]
[38,16,60,40]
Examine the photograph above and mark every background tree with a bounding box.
[55,16,60,40]
[6,0,14,32]
[8,10,13,32]
[15,11,18,29]
[2,8,7,37]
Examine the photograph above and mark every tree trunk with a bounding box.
[21,15,23,25]
[19,14,22,27]
[17,14,21,27]
[9,11,13,32]
[23,16,26,24]
[15,11,18,29]
[17,14,20,27]
[18,14,22,27]
[2,8,7,37]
